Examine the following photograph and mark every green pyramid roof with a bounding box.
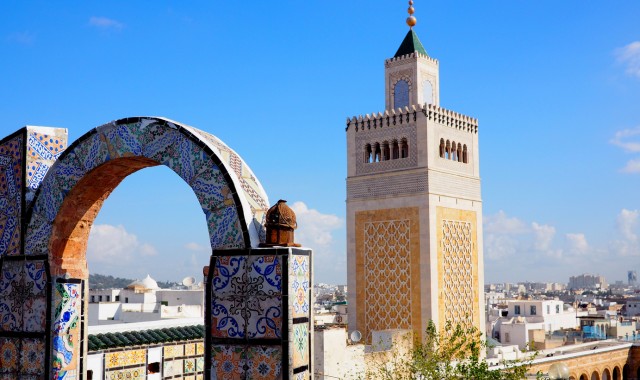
[394,29,428,58]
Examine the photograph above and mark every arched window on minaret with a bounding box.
[423,80,433,105]
[451,141,457,161]
[400,138,408,158]
[445,140,450,159]
[392,140,399,159]
[463,144,468,164]
[394,80,410,109]
[374,143,381,162]
[365,144,372,163]
[439,139,445,158]
[382,141,390,161]
[457,143,462,163]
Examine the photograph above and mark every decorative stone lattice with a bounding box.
[363,219,412,340]
[355,124,417,175]
[440,219,474,326]
[347,171,427,200]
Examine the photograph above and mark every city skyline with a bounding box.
[1,2,639,283]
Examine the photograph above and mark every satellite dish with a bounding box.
[182,276,196,287]
[350,330,362,343]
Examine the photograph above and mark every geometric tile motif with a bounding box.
[51,282,81,379]
[106,366,145,380]
[0,260,47,333]
[184,343,196,356]
[105,349,146,369]
[291,323,309,369]
[290,255,310,319]
[195,356,204,372]
[211,345,244,380]
[0,337,19,374]
[20,338,46,375]
[164,344,184,359]
[0,337,46,377]
[246,346,282,380]
[211,255,283,340]
[0,133,23,257]
[364,220,412,340]
[184,358,196,373]
[294,370,310,380]
[25,128,67,207]
[196,342,205,355]
[164,359,183,377]
[441,219,474,327]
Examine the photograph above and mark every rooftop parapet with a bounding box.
[385,51,438,67]
[346,103,478,134]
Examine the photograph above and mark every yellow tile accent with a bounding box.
[104,349,146,369]
[436,207,479,332]
[355,207,421,343]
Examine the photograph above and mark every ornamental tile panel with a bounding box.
[294,370,310,380]
[196,342,205,355]
[20,338,45,375]
[184,343,196,356]
[70,131,109,173]
[24,212,52,256]
[106,366,145,380]
[212,256,246,296]
[164,359,183,377]
[31,173,65,223]
[105,349,146,369]
[164,344,184,359]
[207,205,244,249]
[246,346,282,380]
[25,128,67,206]
[25,261,47,295]
[0,261,25,332]
[290,255,310,319]
[211,345,244,380]
[0,337,19,373]
[248,255,282,296]
[211,296,246,339]
[184,358,196,373]
[51,282,81,379]
[23,295,46,332]
[0,134,23,257]
[291,323,309,369]
[196,356,204,372]
[246,295,282,339]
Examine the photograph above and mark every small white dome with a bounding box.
[127,274,159,290]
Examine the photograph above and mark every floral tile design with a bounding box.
[0,337,19,373]
[0,133,23,257]
[212,256,247,296]
[164,344,184,359]
[292,323,309,369]
[290,255,310,319]
[246,346,282,380]
[25,128,67,207]
[0,261,25,332]
[247,295,282,339]
[105,349,146,369]
[106,366,145,380]
[184,343,196,356]
[196,356,204,372]
[211,345,245,380]
[212,296,246,339]
[20,338,45,375]
[24,212,52,256]
[196,342,205,355]
[248,256,282,296]
[294,370,310,380]
[51,282,81,379]
[184,358,196,373]
[23,296,46,332]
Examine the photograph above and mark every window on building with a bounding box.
[394,80,410,109]
[125,297,129,303]
[556,305,560,314]
[98,296,102,302]
[439,139,445,158]
[106,295,110,302]
[463,144,468,163]
[505,333,510,343]
[364,144,372,163]
[115,295,120,302]
[514,305,521,315]
[547,305,550,314]
[392,140,399,159]
[530,305,537,315]
[87,370,93,380]
[400,138,408,158]
[91,296,95,303]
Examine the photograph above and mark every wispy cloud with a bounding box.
[616,41,640,78]
[87,224,157,267]
[610,126,640,153]
[7,31,35,45]
[184,242,206,252]
[89,16,124,31]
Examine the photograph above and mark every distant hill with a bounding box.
[89,273,178,290]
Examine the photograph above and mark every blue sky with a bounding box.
[1,2,639,284]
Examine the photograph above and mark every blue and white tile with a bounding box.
[248,256,282,296]
[246,295,282,339]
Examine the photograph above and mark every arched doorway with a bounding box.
[612,366,621,380]
[603,368,611,380]
[581,374,589,380]
[592,370,601,380]
[24,117,270,378]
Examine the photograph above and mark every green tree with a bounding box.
[364,320,539,380]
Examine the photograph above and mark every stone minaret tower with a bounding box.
[346,2,484,342]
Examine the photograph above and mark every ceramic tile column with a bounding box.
[207,247,313,380]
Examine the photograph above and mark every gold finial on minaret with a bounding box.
[406,0,417,28]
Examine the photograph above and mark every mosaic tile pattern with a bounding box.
[185,343,196,356]
[164,344,185,359]
[187,126,270,245]
[0,260,47,332]
[105,349,146,369]
[106,367,145,380]
[25,127,68,207]
[211,345,245,379]
[290,255,310,319]
[292,323,309,369]
[184,358,196,373]
[211,255,283,339]
[0,337,46,378]
[294,370,310,380]
[51,282,81,380]
[0,133,23,257]
[25,117,266,259]
[246,346,282,380]
[164,359,184,377]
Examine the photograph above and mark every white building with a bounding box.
[626,300,640,317]
[89,275,204,325]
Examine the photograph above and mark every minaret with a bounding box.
[346,1,484,342]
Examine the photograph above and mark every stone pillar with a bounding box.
[206,247,313,379]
